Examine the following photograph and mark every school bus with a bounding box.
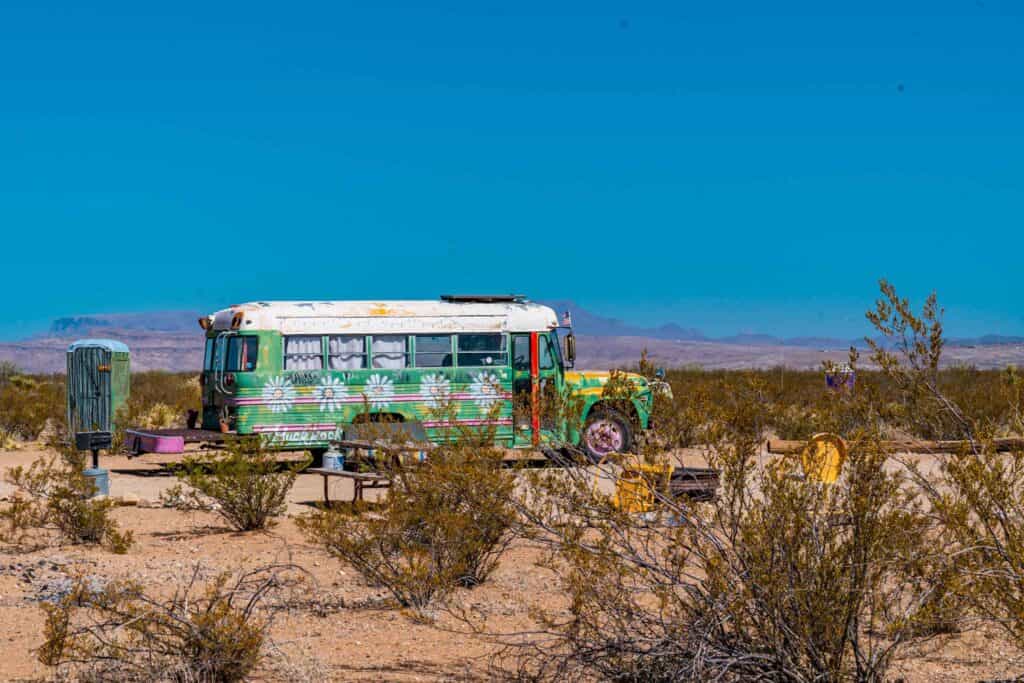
[199,295,654,459]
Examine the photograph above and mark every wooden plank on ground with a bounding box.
[767,437,1024,455]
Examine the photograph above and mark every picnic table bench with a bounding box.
[307,467,392,504]
[307,428,433,505]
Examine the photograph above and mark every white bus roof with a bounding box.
[207,300,559,335]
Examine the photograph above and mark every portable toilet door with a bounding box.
[67,339,130,434]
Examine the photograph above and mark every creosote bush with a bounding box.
[867,280,1024,650]
[113,371,201,450]
[511,374,950,682]
[299,438,516,616]
[0,374,64,443]
[1,452,132,553]
[175,436,307,531]
[37,564,304,683]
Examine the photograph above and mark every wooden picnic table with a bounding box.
[307,467,392,504]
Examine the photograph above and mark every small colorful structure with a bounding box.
[66,339,130,434]
[825,362,855,391]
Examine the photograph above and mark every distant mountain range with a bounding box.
[2,303,1023,374]
[46,310,202,336]
[541,300,1024,350]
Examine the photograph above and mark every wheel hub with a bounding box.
[585,419,624,455]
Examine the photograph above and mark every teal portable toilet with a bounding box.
[67,339,130,434]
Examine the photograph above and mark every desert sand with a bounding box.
[0,446,1019,681]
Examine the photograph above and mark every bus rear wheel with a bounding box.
[582,408,634,462]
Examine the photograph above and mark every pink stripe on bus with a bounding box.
[228,392,511,407]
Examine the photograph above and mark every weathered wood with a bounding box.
[767,437,1024,455]
[307,467,391,504]
[306,467,389,481]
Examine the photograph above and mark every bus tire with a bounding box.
[308,448,327,469]
[582,408,634,462]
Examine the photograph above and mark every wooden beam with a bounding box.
[767,437,1024,455]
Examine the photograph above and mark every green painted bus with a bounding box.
[198,295,655,459]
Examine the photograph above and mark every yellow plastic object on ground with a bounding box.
[800,433,847,484]
[612,460,675,513]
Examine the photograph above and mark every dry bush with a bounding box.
[136,402,179,429]
[37,564,305,682]
[126,371,201,421]
[298,440,516,616]
[0,360,19,386]
[920,446,1024,646]
[174,436,307,531]
[867,280,1024,649]
[0,374,64,442]
[1,453,132,553]
[113,371,200,449]
[654,364,1018,443]
[508,372,949,682]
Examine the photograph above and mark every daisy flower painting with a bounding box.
[314,376,347,412]
[262,376,296,414]
[469,371,502,408]
[420,373,451,408]
[362,374,395,407]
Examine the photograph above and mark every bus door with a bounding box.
[203,332,230,427]
[511,332,563,447]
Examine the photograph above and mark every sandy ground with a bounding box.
[0,446,1020,682]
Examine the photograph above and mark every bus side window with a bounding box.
[457,334,507,367]
[414,335,452,367]
[372,335,408,369]
[284,336,323,370]
[328,335,366,369]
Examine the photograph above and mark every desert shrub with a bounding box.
[113,371,200,450]
[174,436,307,531]
[299,442,516,615]
[37,564,303,682]
[634,350,706,449]
[645,382,708,449]
[1,453,132,553]
[919,446,1024,646]
[867,280,1024,647]
[649,363,1017,443]
[0,360,19,386]
[0,374,64,442]
[128,371,202,420]
[511,375,948,682]
[137,402,179,429]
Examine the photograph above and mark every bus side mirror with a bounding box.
[565,333,576,368]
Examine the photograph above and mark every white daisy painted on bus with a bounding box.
[420,373,451,408]
[469,371,502,408]
[362,374,395,406]
[262,376,296,413]
[314,376,347,412]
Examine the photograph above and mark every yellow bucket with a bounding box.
[800,433,847,484]
[612,461,675,513]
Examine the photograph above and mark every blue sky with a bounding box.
[1,1,1021,340]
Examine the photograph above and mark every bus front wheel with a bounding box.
[582,408,634,462]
